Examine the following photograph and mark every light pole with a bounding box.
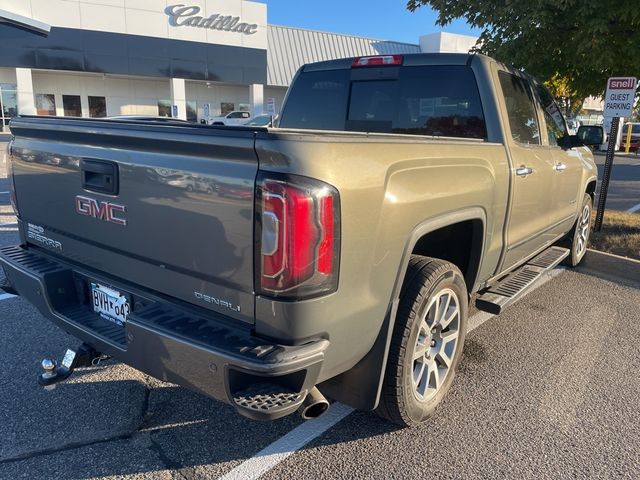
[0,85,5,133]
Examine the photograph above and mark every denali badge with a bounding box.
[194,291,241,313]
[75,195,127,226]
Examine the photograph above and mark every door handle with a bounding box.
[554,163,567,172]
[515,166,533,177]
[81,159,119,195]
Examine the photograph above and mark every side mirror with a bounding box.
[576,125,604,147]
[558,134,585,150]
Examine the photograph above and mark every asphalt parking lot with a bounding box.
[594,151,640,212]
[1,146,640,479]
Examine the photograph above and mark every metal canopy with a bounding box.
[0,9,50,35]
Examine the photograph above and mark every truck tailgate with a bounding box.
[9,117,258,322]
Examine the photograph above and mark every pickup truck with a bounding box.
[1,54,600,426]
[206,110,251,126]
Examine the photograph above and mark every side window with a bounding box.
[535,84,567,146]
[498,72,540,145]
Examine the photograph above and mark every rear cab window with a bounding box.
[279,65,487,140]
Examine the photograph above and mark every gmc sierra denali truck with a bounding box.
[1,54,599,426]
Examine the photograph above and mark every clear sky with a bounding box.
[253,0,479,44]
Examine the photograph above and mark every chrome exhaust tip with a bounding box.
[299,387,329,420]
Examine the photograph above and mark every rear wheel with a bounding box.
[376,256,468,426]
[564,193,592,267]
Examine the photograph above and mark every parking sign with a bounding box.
[603,77,637,118]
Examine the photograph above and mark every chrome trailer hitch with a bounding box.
[38,343,110,390]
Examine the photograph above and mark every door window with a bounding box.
[535,84,567,145]
[0,83,17,132]
[498,72,540,145]
[62,95,82,117]
[35,94,56,116]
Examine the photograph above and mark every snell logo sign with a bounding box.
[608,78,636,90]
[165,4,258,35]
[603,76,638,118]
[75,196,127,226]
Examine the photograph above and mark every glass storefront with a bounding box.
[186,100,197,122]
[89,96,106,117]
[0,83,18,133]
[62,95,82,117]
[35,94,56,115]
[158,99,171,117]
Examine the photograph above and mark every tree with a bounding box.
[544,74,583,118]
[407,0,640,99]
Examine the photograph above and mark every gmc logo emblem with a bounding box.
[75,195,127,226]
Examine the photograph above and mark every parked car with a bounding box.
[245,114,277,127]
[2,53,599,427]
[566,118,581,135]
[207,110,251,126]
[621,122,640,152]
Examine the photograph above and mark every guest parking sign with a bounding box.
[603,77,637,118]
[595,76,638,232]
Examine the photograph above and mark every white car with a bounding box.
[207,111,251,126]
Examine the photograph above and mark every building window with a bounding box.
[186,101,197,122]
[88,96,107,118]
[158,99,171,117]
[238,103,250,112]
[221,102,235,115]
[35,94,56,116]
[63,95,82,117]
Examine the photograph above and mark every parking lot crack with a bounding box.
[0,381,153,466]
[148,435,184,472]
[0,431,137,465]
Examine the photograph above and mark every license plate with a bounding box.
[91,283,130,326]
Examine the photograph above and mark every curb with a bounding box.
[577,249,640,288]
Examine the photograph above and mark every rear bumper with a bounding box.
[0,244,328,421]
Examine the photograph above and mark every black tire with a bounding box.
[375,256,468,426]
[563,193,592,267]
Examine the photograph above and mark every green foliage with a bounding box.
[544,74,583,118]
[407,0,640,99]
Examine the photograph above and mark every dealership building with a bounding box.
[0,0,478,132]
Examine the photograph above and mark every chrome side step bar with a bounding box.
[476,246,569,315]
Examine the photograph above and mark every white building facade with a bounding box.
[0,0,474,132]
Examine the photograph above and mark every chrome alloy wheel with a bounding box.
[576,204,591,258]
[411,288,461,402]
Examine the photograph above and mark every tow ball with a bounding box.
[38,343,109,391]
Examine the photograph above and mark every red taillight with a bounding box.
[257,173,340,299]
[352,55,403,68]
[317,195,334,275]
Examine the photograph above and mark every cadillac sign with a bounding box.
[165,4,258,35]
